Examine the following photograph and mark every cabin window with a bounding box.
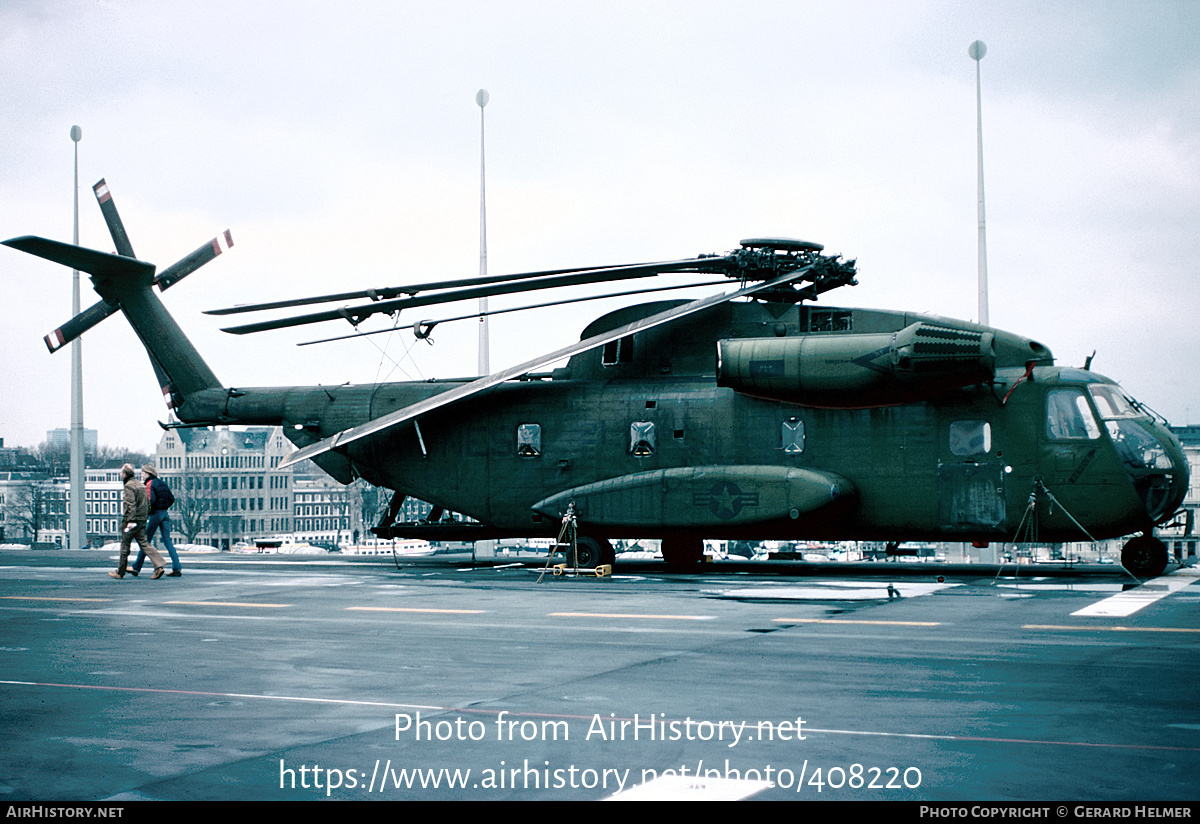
[782,418,805,454]
[602,335,634,366]
[516,424,542,458]
[949,420,991,456]
[629,421,656,456]
[1046,389,1101,440]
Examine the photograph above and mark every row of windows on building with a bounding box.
[168,454,271,470]
[178,474,283,491]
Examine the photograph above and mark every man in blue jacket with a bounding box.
[129,464,182,577]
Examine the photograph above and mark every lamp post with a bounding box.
[473,90,494,562]
[969,41,989,327]
[69,125,85,551]
[476,89,490,376]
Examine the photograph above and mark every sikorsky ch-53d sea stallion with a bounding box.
[3,179,1189,577]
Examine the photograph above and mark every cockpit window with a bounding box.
[1046,389,1101,440]
[1105,417,1174,471]
[1088,385,1142,420]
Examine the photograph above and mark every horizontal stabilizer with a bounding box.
[44,299,120,353]
[2,236,155,281]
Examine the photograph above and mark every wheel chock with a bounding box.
[552,563,612,578]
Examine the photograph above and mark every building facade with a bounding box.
[154,425,371,551]
[155,426,295,550]
[45,428,98,454]
[2,427,385,550]
[1165,424,1200,561]
[1,468,123,548]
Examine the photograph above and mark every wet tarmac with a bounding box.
[1,549,1197,801]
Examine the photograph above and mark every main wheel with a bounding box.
[1121,535,1168,578]
[660,535,704,565]
[570,536,614,568]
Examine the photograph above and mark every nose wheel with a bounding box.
[570,536,615,568]
[1121,534,1168,578]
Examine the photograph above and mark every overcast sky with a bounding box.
[2,0,1197,453]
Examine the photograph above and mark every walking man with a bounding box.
[109,463,165,579]
[130,464,182,577]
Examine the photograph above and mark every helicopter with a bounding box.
[3,179,1189,577]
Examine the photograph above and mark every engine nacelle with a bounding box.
[716,322,995,407]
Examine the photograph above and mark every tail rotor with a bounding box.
[21,178,233,353]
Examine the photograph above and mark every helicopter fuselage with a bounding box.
[188,300,1188,554]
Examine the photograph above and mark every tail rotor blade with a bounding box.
[44,299,119,353]
[155,231,234,291]
[92,179,135,258]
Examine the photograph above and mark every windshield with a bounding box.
[1088,384,1143,420]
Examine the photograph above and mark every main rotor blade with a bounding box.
[278,263,817,469]
[296,278,730,345]
[220,257,718,335]
[204,261,636,316]
[93,179,135,258]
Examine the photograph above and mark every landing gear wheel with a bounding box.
[571,537,614,568]
[1121,535,1168,578]
[660,536,704,566]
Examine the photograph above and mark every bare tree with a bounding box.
[93,445,152,469]
[171,479,213,544]
[32,442,69,477]
[32,441,151,475]
[4,481,48,541]
[356,480,387,529]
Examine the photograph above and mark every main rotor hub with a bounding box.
[739,237,825,253]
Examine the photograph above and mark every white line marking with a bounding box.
[711,581,957,600]
[1072,568,1199,617]
[549,611,715,621]
[607,774,771,801]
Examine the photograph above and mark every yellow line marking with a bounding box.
[549,611,714,621]
[163,600,290,608]
[1024,624,1200,634]
[774,618,941,627]
[346,607,485,614]
[0,596,112,603]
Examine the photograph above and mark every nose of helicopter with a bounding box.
[1141,419,1189,525]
